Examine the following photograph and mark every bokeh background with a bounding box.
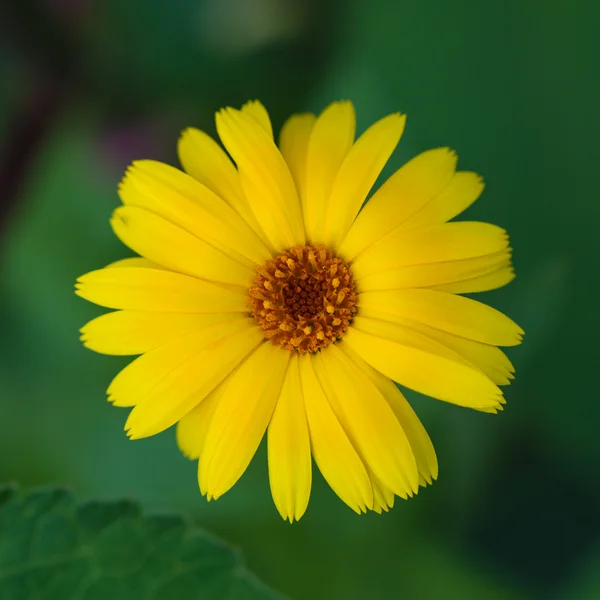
[1,1,599,598]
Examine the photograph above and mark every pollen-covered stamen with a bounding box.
[249,245,358,353]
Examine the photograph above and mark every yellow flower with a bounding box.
[76,100,523,521]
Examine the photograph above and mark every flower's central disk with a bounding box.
[249,245,358,353]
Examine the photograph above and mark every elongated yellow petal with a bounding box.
[105,257,162,269]
[313,346,418,497]
[120,321,263,436]
[339,342,438,486]
[107,318,252,407]
[298,354,373,513]
[176,379,228,460]
[357,250,512,292]
[75,267,248,312]
[119,160,271,266]
[370,471,396,512]
[345,322,503,410]
[241,99,273,138]
[200,343,289,500]
[352,313,474,369]
[267,354,312,522]
[177,127,267,244]
[216,107,304,250]
[398,172,484,231]
[339,148,457,260]
[356,309,513,391]
[432,265,516,294]
[110,206,255,287]
[358,289,523,346]
[388,317,515,385]
[279,113,316,209]
[352,222,509,281]
[178,127,243,205]
[80,311,236,356]
[324,113,406,248]
[304,101,356,242]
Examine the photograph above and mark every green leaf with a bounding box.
[0,485,287,600]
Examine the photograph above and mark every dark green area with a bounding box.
[1,1,599,599]
[0,486,285,600]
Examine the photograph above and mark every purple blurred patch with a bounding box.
[45,0,90,23]
[96,121,172,174]
[0,80,64,234]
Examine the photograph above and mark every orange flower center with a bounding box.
[249,245,358,354]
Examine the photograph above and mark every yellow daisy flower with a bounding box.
[76,100,523,521]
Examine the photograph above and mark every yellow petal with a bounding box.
[200,343,289,500]
[358,289,523,346]
[344,321,503,410]
[304,101,356,243]
[370,471,396,512]
[176,379,228,460]
[356,307,514,388]
[241,99,273,138]
[340,342,438,485]
[357,250,512,292]
[351,222,509,281]
[105,257,162,269]
[339,148,457,260]
[119,160,271,266]
[398,172,484,231]
[107,318,251,407]
[432,265,516,294]
[353,313,474,368]
[216,107,304,250]
[75,267,248,312]
[110,206,255,287]
[313,346,418,497]
[267,354,312,522]
[279,113,316,207]
[80,311,236,356]
[119,320,262,436]
[178,127,243,205]
[392,318,515,386]
[324,113,406,248]
[177,127,266,243]
[298,353,373,513]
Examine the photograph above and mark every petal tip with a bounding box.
[178,126,194,139]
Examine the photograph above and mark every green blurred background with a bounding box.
[1,1,599,598]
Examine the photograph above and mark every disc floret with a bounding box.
[249,245,358,353]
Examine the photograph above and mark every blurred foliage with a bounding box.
[0,486,285,599]
[1,0,599,599]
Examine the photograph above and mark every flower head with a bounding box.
[76,100,523,521]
